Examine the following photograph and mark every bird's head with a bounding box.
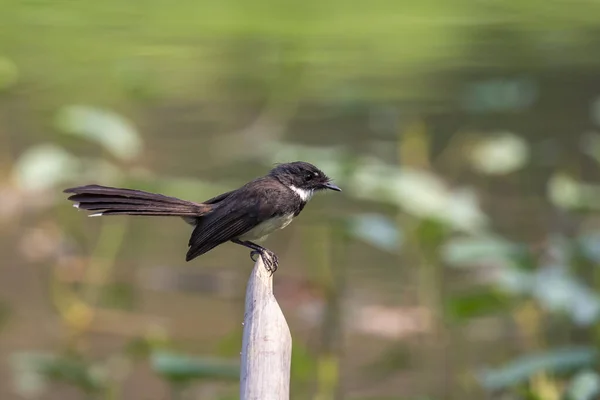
[269,161,341,199]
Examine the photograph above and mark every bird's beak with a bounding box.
[323,182,342,192]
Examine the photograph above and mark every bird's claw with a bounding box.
[249,249,279,276]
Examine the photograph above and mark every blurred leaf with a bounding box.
[478,347,598,391]
[547,174,600,210]
[151,351,239,382]
[446,289,510,321]
[126,329,171,361]
[10,352,105,397]
[462,78,538,113]
[351,162,488,233]
[547,173,584,209]
[496,264,600,326]
[577,231,600,263]
[442,188,489,234]
[442,235,522,268]
[12,144,79,191]
[40,356,106,393]
[415,218,448,251]
[496,267,533,295]
[348,213,401,253]
[469,131,529,175]
[531,266,600,326]
[384,167,448,218]
[56,105,143,161]
[0,56,19,91]
[10,353,50,399]
[566,370,600,400]
[491,257,600,327]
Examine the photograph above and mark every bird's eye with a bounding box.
[305,173,314,181]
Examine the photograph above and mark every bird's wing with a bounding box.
[185,197,271,261]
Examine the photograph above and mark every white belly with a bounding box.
[238,214,295,242]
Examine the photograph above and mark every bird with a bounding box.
[63,161,341,274]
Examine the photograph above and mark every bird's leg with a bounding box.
[231,239,279,275]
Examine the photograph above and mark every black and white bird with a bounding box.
[64,161,341,273]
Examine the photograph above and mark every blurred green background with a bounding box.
[3,0,600,399]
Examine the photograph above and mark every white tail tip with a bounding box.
[89,212,103,217]
[73,203,80,209]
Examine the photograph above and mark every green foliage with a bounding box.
[348,213,402,253]
[150,351,239,383]
[55,105,143,161]
[414,218,449,253]
[10,352,107,397]
[442,235,525,269]
[477,347,598,391]
[12,144,80,191]
[446,289,511,322]
[565,370,600,400]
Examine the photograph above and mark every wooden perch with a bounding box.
[240,256,292,400]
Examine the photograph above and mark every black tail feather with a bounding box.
[64,185,212,217]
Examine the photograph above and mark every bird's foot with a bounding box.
[250,249,279,275]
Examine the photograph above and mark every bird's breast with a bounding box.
[238,213,295,242]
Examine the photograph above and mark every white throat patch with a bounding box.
[289,185,313,201]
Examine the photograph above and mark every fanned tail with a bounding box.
[64,184,212,217]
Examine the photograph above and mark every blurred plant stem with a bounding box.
[513,299,544,352]
[399,119,430,169]
[51,218,128,346]
[82,218,129,306]
[397,118,450,395]
[46,218,131,399]
[306,220,348,400]
[403,217,448,397]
